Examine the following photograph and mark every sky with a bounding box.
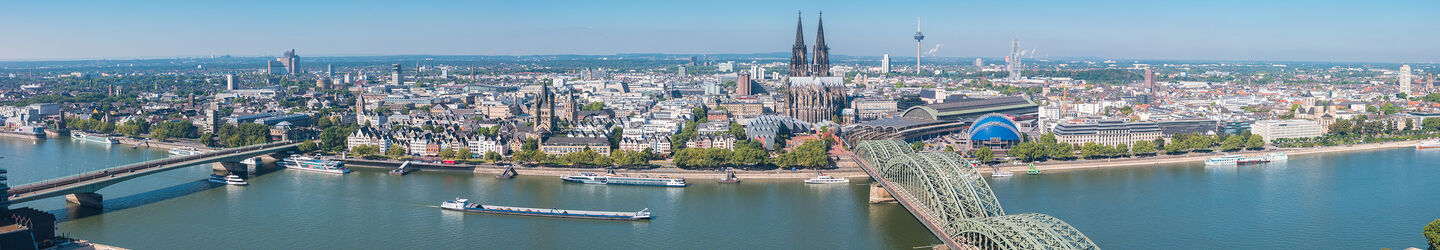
[2,0,1437,62]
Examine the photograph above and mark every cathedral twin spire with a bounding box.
[789,11,830,77]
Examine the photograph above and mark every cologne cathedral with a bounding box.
[784,12,847,124]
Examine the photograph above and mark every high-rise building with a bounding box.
[266,49,299,75]
[678,66,687,77]
[736,72,753,96]
[1400,65,1413,95]
[1144,68,1156,92]
[880,54,891,73]
[327,64,334,78]
[974,58,983,68]
[391,64,402,85]
[225,74,235,91]
[1007,39,1022,81]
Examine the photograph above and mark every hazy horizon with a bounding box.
[3,0,1437,63]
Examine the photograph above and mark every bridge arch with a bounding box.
[852,140,1099,250]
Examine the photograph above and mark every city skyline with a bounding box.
[2,0,1438,62]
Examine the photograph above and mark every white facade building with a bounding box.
[1251,120,1323,143]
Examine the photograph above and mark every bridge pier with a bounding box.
[65,192,103,208]
[213,161,247,173]
[869,182,896,204]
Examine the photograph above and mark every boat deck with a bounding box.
[447,202,650,220]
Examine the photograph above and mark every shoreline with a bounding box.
[980,139,1425,174]
[341,158,873,180]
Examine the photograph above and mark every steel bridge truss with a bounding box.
[854,140,1099,250]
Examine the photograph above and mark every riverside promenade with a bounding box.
[981,139,1423,174]
[340,156,872,180]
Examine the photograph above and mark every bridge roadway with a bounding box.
[6,141,301,207]
[853,140,1099,250]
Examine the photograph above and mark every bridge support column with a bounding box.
[66,192,103,208]
[869,182,896,204]
[213,161,246,172]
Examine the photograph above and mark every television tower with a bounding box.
[913,17,925,75]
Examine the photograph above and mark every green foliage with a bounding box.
[457,147,473,159]
[1424,219,1440,250]
[297,140,319,152]
[728,122,746,139]
[581,102,606,111]
[910,141,925,151]
[972,147,994,163]
[64,117,116,134]
[439,148,457,159]
[1220,135,1244,151]
[215,123,271,148]
[386,146,407,157]
[1245,135,1266,150]
[350,145,380,155]
[773,139,832,169]
[610,150,653,167]
[1131,140,1156,156]
[484,151,502,161]
[319,126,354,152]
[150,120,198,141]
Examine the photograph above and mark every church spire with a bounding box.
[812,11,830,77]
[789,11,809,77]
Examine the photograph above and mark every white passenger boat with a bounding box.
[560,173,688,187]
[280,155,351,174]
[990,171,1014,177]
[208,174,248,185]
[168,147,207,157]
[1418,140,1440,149]
[1267,152,1288,161]
[805,174,850,184]
[71,132,119,144]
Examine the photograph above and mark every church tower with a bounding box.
[788,12,809,77]
[811,12,830,77]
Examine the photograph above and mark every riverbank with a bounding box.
[341,157,873,180]
[980,139,1425,174]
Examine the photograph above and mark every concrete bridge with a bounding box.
[6,141,301,208]
[853,140,1099,250]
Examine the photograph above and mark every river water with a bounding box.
[0,138,938,249]
[5,137,1438,249]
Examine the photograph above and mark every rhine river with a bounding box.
[3,137,1438,249]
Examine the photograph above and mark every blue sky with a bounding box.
[2,0,1436,62]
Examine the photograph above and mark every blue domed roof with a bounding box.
[969,114,1021,142]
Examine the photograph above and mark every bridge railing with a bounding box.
[8,141,295,195]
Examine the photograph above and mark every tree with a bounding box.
[319,127,352,151]
[727,122,747,139]
[1245,135,1266,150]
[1113,143,1130,157]
[581,102,606,111]
[609,127,623,150]
[1081,142,1106,159]
[298,140,319,152]
[457,147,473,159]
[1132,140,1156,156]
[439,148,457,159]
[910,141,925,151]
[1010,142,1043,162]
[973,147,994,163]
[1220,135,1244,151]
[1153,137,1167,150]
[1164,140,1188,154]
[387,146,407,157]
[728,140,767,167]
[1425,219,1440,250]
[484,151,501,161]
[1329,118,1353,135]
